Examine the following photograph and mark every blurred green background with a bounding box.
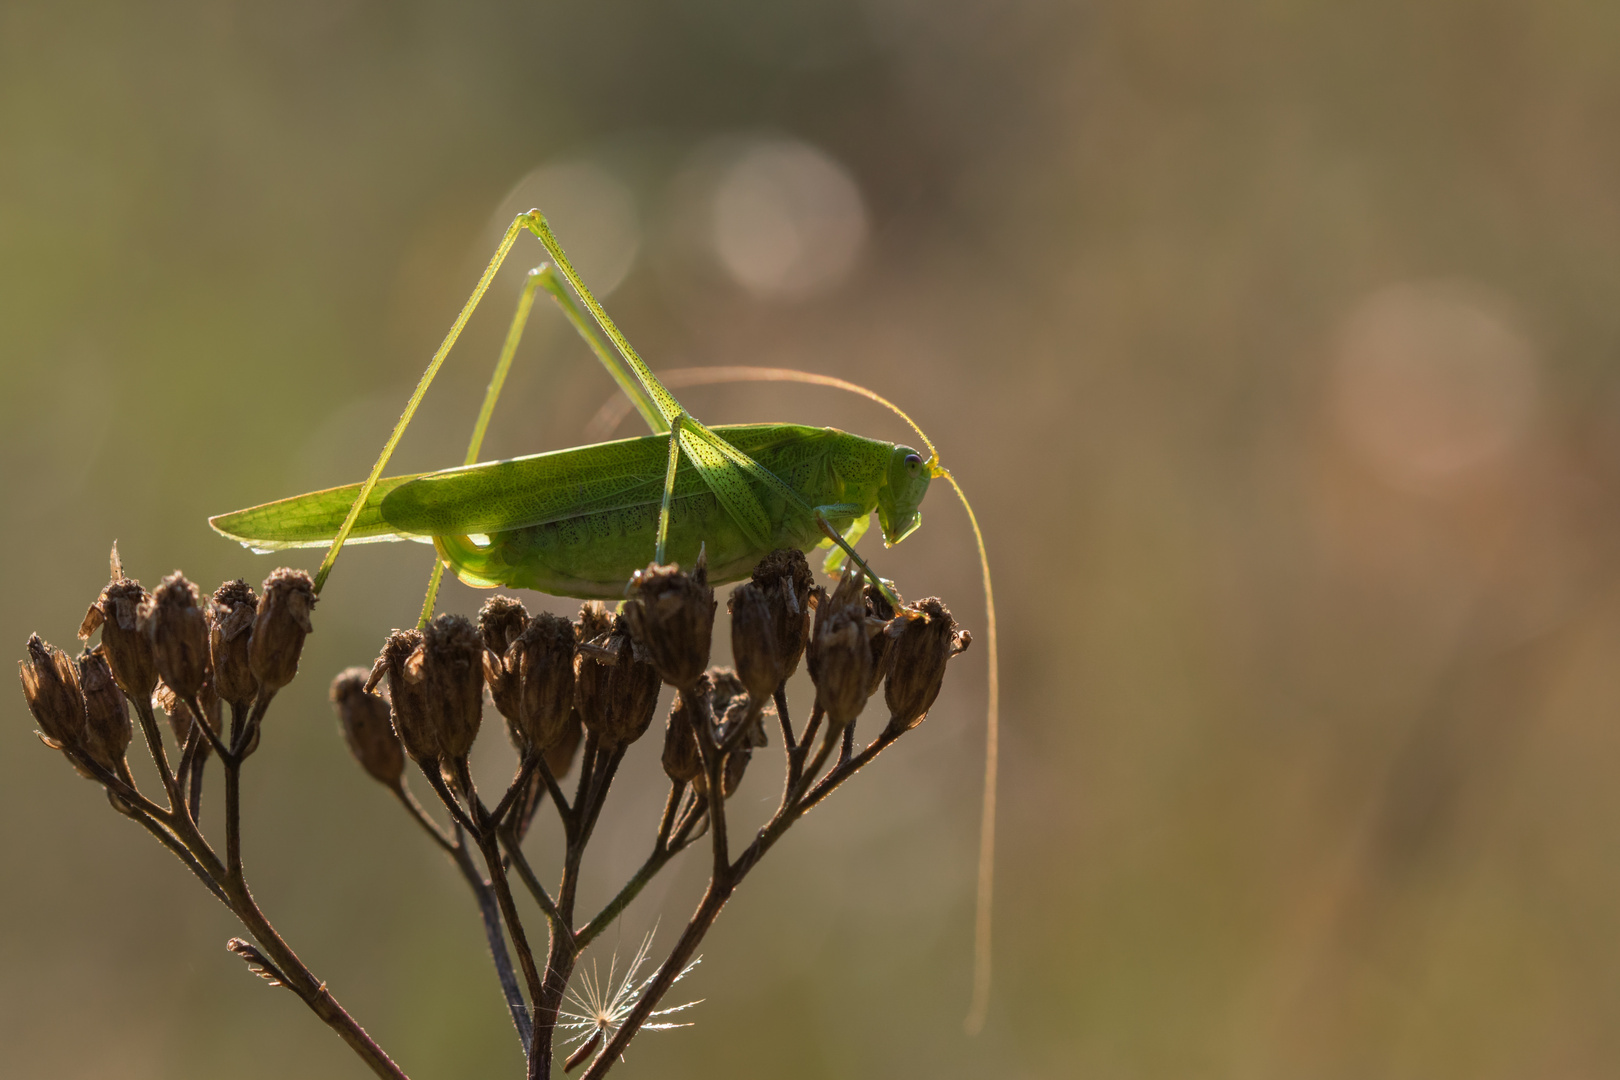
[7,1,1620,1077]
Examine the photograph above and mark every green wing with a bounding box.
[210,474,424,551]
[380,424,830,537]
[210,424,835,550]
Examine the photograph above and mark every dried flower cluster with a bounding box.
[19,545,968,1080]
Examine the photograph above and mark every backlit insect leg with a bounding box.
[654,414,684,566]
[819,514,870,576]
[316,214,533,592]
[415,260,672,624]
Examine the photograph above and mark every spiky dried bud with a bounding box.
[478,596,529,655]
[576,600,615,644]
[330,667,404,788]
[718,742,752,797]
[80,576,158,701]
[249,568,316,692]
[508,613,576,753]
[374,629,434,763]
[863,580,899,698]
[749,548,815,680]
[154,679,222,747]
[546,709,584,777]
[807,568,874,733]
[77,649,132,775]
[479,595,531,724]
[674,670,763,798]
[624,561,715,691]
[728,582,781,705]
[421,614,484,762]
[20,634,90,775]
[662,680,705,784]
[139,572,210,701]
[576,608,662,749]
[883,598,970,734]
[209,580,259,709]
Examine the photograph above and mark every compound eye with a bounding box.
[904,453,922,467]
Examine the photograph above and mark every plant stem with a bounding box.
[452,832,534,1054]
[222,876,412,1080]
[500,836,566,934]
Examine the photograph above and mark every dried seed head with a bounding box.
[510,613,576,753]
[154,678,222,746]
[478,595,530,655]
[480,595,531,726]
[250,568,316,692]
[883,598,970,734]
[546,709,585,778]
[863,580,899,698]
[139,572,211,701]
[624,562,715,691]
[807,567,874,733]
[209,579,260,708]
[728,582,781,705]
[20,634,90,774]
[575,608,662,749]
[576,601,615,645]
[81,573,158,701]
[77,649,132,775]
[375,629,435,764]
[330,667,405,789]
[661,679,704,785]
[719,741,752,797]
[422,614,485,762]
[749,548,815,680]
[680,670,763,798]
[704,667,766,751]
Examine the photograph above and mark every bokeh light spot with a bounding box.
[491,159,640,296]
[708,138,868,300]
[1331,281,1538,490]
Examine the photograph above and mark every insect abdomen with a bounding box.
[437,428,895,597]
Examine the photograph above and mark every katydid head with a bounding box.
[876,445,932,547]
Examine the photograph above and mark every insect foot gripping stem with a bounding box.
[21,541,976,1080]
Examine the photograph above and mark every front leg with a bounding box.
[813,505,899,604]
[819,513,870,576]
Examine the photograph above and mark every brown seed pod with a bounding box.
[20,634,90,775]
[153,678,222,747]
[624,560,714,692]
[661,679,704,785]
[575,611,661,750]
[209,579,259,709]
[477,595,530,655]
[480,595,531,726]
[806,567,873,733]
[727,581,781,705]
[749,548,815,680]
[374,628,435,765]
[140,572,210,701]
[883,597,970,734]
[421,614,484,763]
[862,579,899,699]
[545,709,584,779]
[76,649,132,775]
[330,667,405,789]
[510,613,576,753]
[80,563,158,702]
[250,568,316,692]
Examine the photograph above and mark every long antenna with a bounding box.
[588,363,997,1032]
[939,467,998,1035]
[584,365,936,461]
